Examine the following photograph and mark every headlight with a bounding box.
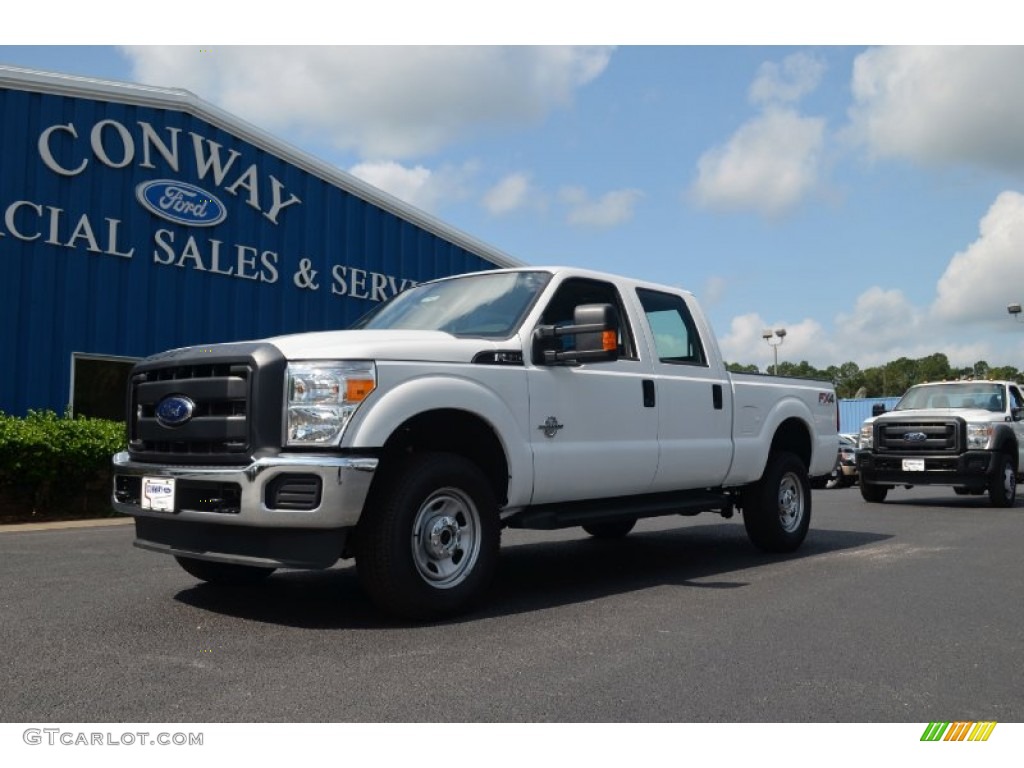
[859,423,874,449]
[285,361,376,446]
[966,422,994,450]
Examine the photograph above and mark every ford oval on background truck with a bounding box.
[112,267,838,619]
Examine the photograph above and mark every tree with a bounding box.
[726,362,761,374]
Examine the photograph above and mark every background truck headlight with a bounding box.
[966,423,994,450]
[859,423,873,449]
[285,361,376,445]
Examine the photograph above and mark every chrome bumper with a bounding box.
[111,451,378,529]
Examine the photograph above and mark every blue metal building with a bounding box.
[838,397,901,435]
[0,66,520,418]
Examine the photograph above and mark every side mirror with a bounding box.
[535,303,620,365]
[872,403,887,416]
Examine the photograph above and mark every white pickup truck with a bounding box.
[112,267,838,618]
[857,379,1024,506]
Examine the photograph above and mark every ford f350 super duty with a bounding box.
[857,379,1024,506]
[112,267,838,618]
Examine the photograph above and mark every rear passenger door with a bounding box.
[635,288,733,492]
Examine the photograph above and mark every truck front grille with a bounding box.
[126,343,286,465]
[875,420,959,454]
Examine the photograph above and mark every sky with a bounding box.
[4,13,1024,374]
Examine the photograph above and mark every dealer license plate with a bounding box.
[902,459,925,472]
[142,477,176,512]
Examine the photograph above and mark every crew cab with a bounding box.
[857,380,1024,506]
[112,267,838,619]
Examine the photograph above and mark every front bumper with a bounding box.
[111,451,378,568]
[857,450,995,488]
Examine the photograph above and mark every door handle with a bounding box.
[642,379,655,407]
[712,384,723,410]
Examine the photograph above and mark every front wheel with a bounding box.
[356,452,500,620]
[860,483,888,503]
[988,453,1016,508]
[741,451,811,553]
[174,556,275,585]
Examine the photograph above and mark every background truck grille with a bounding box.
[126,342,285,465]
[875,420,959,453]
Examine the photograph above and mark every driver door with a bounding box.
[526,277,659,505]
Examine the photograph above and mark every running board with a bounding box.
[505,489,733,531]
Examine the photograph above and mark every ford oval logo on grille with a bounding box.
[904,432,928,442]
[156,395,196,427]
[136,180,227,227]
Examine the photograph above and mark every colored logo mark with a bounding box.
[136,180,227,227]
[155,395,196,427]
[921,722,997,742]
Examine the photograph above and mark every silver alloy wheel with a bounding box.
[411,487,482,589]
[777,471,805,533]
[1004,463,1016,498]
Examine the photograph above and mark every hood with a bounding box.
[263,329,517,363]
[870,407,1001,423]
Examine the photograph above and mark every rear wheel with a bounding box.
[988,453,1016,508]
[741,451,810,553]
[582,518,637,538]
[356,452,500,620]
[860,483,888,503]
[174,556,275,585]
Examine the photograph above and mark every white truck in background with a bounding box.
[112,267,838,619]
[857,379,1024,506]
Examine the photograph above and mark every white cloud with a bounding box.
[849,46,1024,172]
[559,186,643,229]
[931,191,1024,323]
[123,45,612,159]
[483,172,533,215]
[720,190,1024,371]
[690,108,825,216]
[749,52,826,106]
[718,313,835,369]
[348,160,474,213]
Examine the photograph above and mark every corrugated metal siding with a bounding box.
[0,74,517,416]
[839,397,901,435]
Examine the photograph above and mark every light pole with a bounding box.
[762,327,786,375]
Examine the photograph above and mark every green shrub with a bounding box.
[0,410,126,518]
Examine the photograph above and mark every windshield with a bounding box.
[350,270,551,338]
[894,383,1005,412]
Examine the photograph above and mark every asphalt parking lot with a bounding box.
[1,486,1021,723]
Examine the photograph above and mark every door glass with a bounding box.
[636,289,707,366]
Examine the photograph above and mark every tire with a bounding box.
[860,483,888,503]
[741,451,811,553]
[988,453,1016,508]
[174,556,275,585]
[356,452,500,620]
[582,518,637,538]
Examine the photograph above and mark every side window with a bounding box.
[1010,387,1024,411]
[537,278,637,360]
[635,288,707,366]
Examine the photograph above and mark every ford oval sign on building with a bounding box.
[136,180,227,227]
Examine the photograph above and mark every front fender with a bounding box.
[343,371,534,507]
